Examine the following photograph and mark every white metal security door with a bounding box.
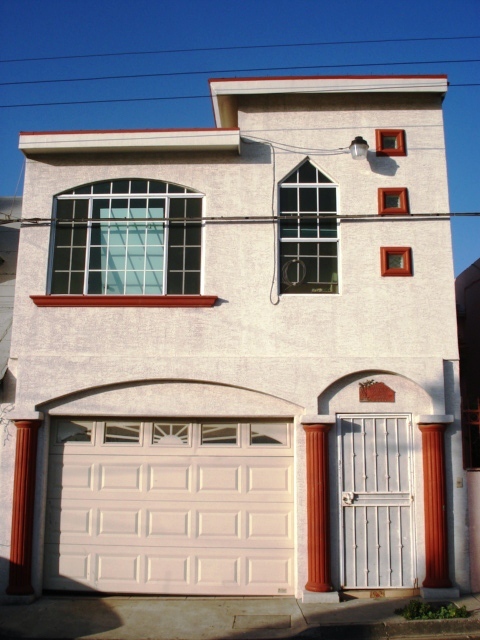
[338,415,415,589]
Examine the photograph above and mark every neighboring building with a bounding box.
[1,75,469,602]
[456,259,480,591]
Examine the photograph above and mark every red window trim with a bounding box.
[381,247,412,277]
[375,129,406,157]
[378,187,409,215]
[30,295,218,308]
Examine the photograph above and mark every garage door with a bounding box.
[44,418,295,595]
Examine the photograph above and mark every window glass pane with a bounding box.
[280,188,297,213]
[302,257,318,283]
[184,272,200,294]
[148,199,165,219]
[89,247,102,269]
[185,224,201,245]
[145,246,164,270]
[382,135,398,149]
[106,271,125,294]
[388,253,404,269]
[69,271,85,294]
[73,185,91,195]
[298,162,317,183]
[168,224,185,245]
[108,246,126,270]
[92,182,111,194]
[168,247,184,271]
[127,247,145,271]
[125,271,144,294]
[111,199,128,219]
[144,270,163,294]
[88,271,105,294]
[112,180,130,194]
[147,224,164,246]
[54,225,73,246]
[166,271,183,294]
[283,171,297,184]
[152,423,190,446]
[185,247,201,270]
[385,194,401,209]
[299,217,318,238]
[319,218,337,238]
[92,200,110,219]
[280,217,298,238]
[250,423,288,445]
[53,247,71,271]
[71,247,86,270]
[169,199,186,218]
[56,419,93,443]
[130,180,148,194]
[201,424,238,445]
[299,188,317,212]
[149,181,167,194]
[318,189,337,212]
[130,199,147,219]
[56,201,74,221]
[72,224,88,246]
[104,421,141,443]
[73,199,89,220]
[186,198,202,219]
[109,223,128,245]
[319,242,338,257]
[51,271,69,293]
[168,184,185,194]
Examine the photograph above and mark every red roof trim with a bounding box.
[20,127,239,136]
[31,295,218,308]
[209,74,448,83]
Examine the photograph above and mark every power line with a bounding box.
[1,57,479,88]
[3,212,480,228]
[1,35,479,64]
[4,81,477,110]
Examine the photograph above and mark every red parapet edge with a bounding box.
[30,295,218,308]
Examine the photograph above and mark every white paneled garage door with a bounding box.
[45,418,295,595]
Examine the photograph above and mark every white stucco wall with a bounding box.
[1,87,467,597]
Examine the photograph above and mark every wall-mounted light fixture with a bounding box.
[349,136,369,160]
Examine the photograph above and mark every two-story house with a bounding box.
[1,75,469,602]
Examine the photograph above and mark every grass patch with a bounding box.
[394,599,470,620]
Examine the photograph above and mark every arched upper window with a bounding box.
[279,160,338,294]
[50,179,203,296]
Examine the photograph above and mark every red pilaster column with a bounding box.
[418,422,452,588]
[304,423,333,592]
[7,419,42,595]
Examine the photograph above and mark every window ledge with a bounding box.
[30,295,218,308]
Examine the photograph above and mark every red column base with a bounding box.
[305,581,333,593]
[422,577,452,589]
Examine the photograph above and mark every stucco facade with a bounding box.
[0,75,469,600]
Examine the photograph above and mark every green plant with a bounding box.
[394,599,470,620]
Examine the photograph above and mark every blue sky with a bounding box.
[1,0,479,275]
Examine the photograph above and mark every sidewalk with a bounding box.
[0,593,479,640]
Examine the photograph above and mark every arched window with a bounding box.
[50,179,203,295]
[279,160,338,294]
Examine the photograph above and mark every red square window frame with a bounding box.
[378,187,409,215]
[381,247,412,277]
[375,129,406,156]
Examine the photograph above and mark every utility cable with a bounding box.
[3,82,477,110]
[0,57,478,87]
[1,35,479,64]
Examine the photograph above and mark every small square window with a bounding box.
[381,247,412,277]
[375,130,406,156]
[378,188,409,215]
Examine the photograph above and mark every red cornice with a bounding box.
[19,127,239,136]
[209,74,448,83]
[30,295,218,308]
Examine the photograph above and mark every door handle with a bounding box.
[342,491,355,505]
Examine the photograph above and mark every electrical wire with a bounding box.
[1,35,479,64]
[1,57,479,88]
[2,212,479,228]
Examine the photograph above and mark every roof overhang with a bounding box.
[19,128,240,155]
[209,75,449,128]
